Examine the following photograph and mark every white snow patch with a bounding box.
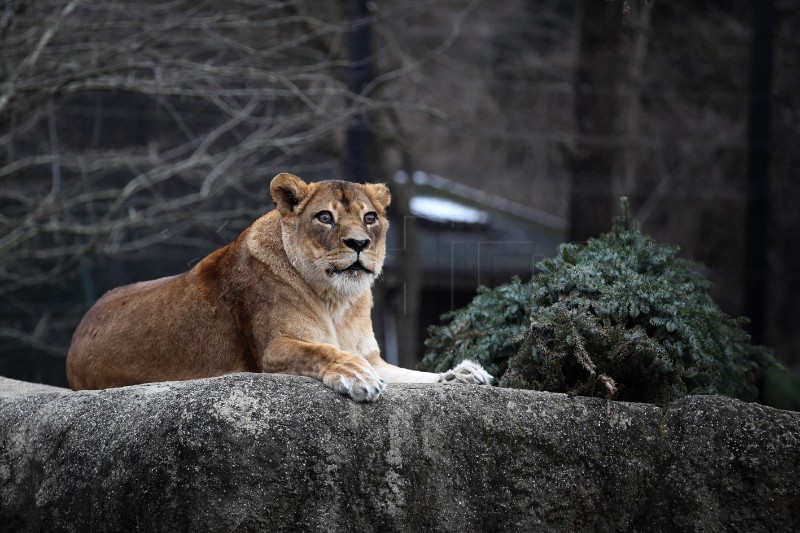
[409,196,489,224]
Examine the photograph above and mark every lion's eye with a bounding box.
[364,212,378,225]
[316,211,334,224]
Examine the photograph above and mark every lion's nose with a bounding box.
[343,238,370,252]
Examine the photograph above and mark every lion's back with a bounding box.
[66,269,249,390]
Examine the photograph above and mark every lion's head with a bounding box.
[270,173,391,301]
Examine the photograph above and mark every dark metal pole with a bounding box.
[744,0,775,345]
[345,0,371,181]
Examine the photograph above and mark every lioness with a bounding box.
[67,173,492,401]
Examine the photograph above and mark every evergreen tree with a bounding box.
[421,199,776,404]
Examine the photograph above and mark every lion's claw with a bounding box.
[323,358,386,402]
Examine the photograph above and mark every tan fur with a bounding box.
[66,173,466,401]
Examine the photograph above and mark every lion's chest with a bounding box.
[325,313,377,358]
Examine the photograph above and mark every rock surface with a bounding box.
[1,373,798,532]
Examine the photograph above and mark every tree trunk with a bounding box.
[345,0,372,181]
[620,0,653,199]
[744,0,775,346]
[569,0,624,242]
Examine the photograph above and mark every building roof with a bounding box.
[384,171,566,288]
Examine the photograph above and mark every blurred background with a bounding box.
[1,0,798,408]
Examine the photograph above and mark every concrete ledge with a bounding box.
[1,373,798,532]
[0,376,68,398]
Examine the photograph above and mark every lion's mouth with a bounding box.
[328,260,373,276]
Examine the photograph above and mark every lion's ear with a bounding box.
[364,183,391,212]
[270,173,310,215]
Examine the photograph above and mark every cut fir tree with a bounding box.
[420,199,776,405]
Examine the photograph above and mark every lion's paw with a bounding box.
[323,358,386,402]
[438,360,493,385]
